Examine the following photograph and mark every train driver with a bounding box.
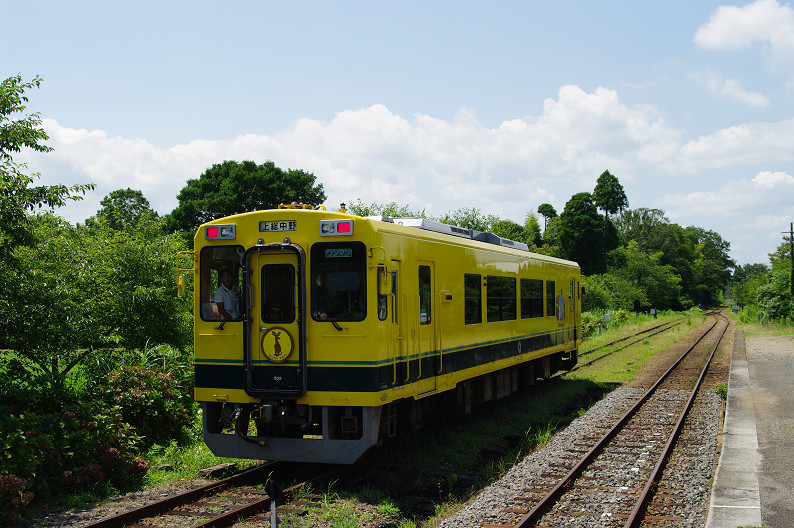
[213,269,241,319]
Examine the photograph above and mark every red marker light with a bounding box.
[207,227,219,238]
[337,221,352,233]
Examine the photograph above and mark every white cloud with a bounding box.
[691,71,770,107]
[695,0,794,76]
[659,171,794,264]
[673,119,794,171]
[25,87,678,227]
[753,169,794,187]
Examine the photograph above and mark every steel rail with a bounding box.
[82,464,275,528]
[511,314,721,527]
[623,313,728,527]
[189,463,350,528]
[578,317,686,357]
[562,319,686,375]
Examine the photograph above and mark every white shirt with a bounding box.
[213,283,240,318]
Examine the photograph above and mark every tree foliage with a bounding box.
[523,212,542,247]
[85,188,158,232]
[558,192,605,275]
[165,160,326,235]
[0,75,93,258]
[608,242,682,309]
[347,199,425,218]
[537,203,557,231]
[593,170,628,217]
[0,213,191,384]
[435,206,499,232]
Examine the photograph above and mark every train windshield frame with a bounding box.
[198,245,245,322]
[310,241,367,322]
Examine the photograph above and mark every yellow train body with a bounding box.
[191,206,581,463]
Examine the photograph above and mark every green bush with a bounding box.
[0,403,147,523]
[0,344,196,522]
[581,309,632,338]
[100,364,195,448]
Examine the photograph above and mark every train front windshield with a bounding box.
[310,242,367,322]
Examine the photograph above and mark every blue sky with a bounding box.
[5,0,794,266]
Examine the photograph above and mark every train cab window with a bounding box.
[311,242,367,322]
[487,275,516,322]
[546,280,556,317]
[419,265,432,325]
[521,278,544,318]
[199,246,244,321]
[261,264,294,323]
[464,273,482,324]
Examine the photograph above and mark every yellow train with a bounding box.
[188,204,582,464]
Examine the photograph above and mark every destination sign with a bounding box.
[259,220,297,232]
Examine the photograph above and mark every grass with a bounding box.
[568,312,705,385]
[145,440,259,486]
[730,308,794,338]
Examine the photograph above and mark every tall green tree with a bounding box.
[614,208,668,251]
[685,226,735,307]
[491,218,526,244]
[608,242,682,309]
[165,160,326,235]
[537,203,557,231]
[558,192,605,274]
[0,75,93,258]
[593,170,629,218]
[523,212,543,248]
[731,262,769,309]
[593,170,628,261]
[86,188,158,232]
[751,242,793,320]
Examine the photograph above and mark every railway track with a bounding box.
[80,463,348,528]
[482,312,729,528]
[560,316,691,375]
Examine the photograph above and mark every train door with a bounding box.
[245,245,306,397]
[417,261,436,388]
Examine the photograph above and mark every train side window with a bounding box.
[521,278,543,318]
[199,245,244,321]
[487,276,516,322]
[464,273,482,324]
[546,280,556,317]
[419,265,431,325]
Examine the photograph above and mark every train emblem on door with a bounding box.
[261,327,294,363]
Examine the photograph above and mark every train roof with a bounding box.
[201,206,580,270]
[364,215,579,269]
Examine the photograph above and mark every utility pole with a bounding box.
[786,223,794,296]
[790,223,793,296]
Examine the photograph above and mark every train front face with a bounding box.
[193,209,388,464]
